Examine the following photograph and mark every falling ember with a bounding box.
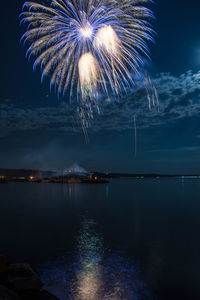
[78,52,98,96]
[95,25,120,56]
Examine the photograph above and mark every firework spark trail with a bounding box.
[144,77,151,111]
[147,93,151,111]
[134,116,137,158]
[78,108,90,143]
[81,121,89,144]
[20,0,154,102]
[71,116,77,132]
[144,75,160,112]
[153,85,160,111]
[152,92,155,106]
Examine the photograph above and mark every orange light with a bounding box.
[30,176,34,180]
[94,176,98,180]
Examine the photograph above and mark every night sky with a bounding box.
[1,0,200,173]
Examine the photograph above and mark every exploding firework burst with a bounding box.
[20,0,154,102]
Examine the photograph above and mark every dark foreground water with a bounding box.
[1,179,200,299]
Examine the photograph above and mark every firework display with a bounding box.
[20,0,154,102]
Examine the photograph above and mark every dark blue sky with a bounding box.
[1,0,200,173]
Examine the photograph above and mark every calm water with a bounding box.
[1,179,200,299]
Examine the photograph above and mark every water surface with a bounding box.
[1,179,200,299]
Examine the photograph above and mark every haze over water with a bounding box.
[1,179,200,299]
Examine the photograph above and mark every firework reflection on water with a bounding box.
[71,219,104,300]
[38,218,153,300]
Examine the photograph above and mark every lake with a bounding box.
[1,179,200,299]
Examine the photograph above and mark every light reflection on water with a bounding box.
[38,218,153,300]
[73,219,103,300]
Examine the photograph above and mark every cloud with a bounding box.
[147,146,200,153]
[1,70,200,137]
[0,101,75,137]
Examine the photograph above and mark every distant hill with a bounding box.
[0,168,199,179]
[0,168,54,179]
